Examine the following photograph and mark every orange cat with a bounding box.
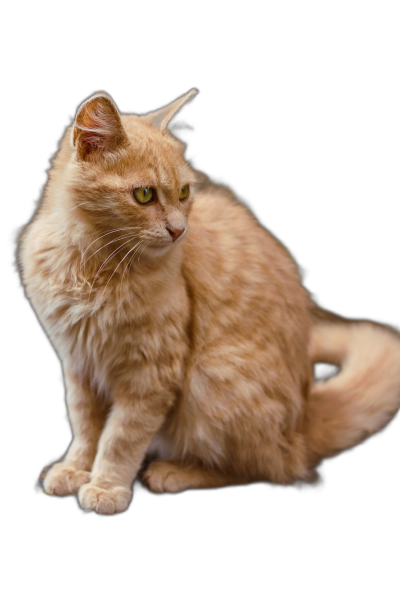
[18,90,400,514]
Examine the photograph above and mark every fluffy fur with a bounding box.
[18,90,400,514]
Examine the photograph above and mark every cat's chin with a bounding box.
[147,235,187,258]
[146,242,173,257]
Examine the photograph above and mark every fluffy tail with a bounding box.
[305,306,400,464]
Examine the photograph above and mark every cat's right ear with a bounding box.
[72,93,128,161]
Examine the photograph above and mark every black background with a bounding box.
[3,12,400,561]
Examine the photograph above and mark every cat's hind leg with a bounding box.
[142,460,240,493]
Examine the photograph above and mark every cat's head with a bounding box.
[64,89,199,258]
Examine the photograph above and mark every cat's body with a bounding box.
[18,90,400,514]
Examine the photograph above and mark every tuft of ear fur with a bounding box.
[145,88,198,133]
[72,92,128,160]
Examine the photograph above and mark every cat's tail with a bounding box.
[305,305,400,465]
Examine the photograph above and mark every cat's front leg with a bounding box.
[42,369,107,496]
[78,397,167,514]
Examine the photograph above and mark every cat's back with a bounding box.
[185,180,309,313]
[183,180,311,377]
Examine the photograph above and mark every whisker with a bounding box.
[81,228,134,241]
[129,240,145,265]
[81,228,141,263]
[70,202,89,212]
[124,245,140,277]
[88,236,137,297]
[121,239,144,280]
[121,236,152,281]
[138,240,151,263]
[81,233,139,267]
[126,238,148,273]
[102,242,143,298]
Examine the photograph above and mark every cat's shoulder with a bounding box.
[190,178,257,228]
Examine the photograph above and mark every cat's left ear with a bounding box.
[145,88,198,133]
[72,92,128,160]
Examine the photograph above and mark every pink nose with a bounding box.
[167,226,185,242]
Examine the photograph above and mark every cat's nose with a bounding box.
[166,225,185,242]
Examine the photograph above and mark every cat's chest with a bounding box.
[23,230,190,393]
[47,275,190,395]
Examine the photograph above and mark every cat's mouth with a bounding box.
[149,241,173,249]
[150,231,187,249]
[146,240,175,256]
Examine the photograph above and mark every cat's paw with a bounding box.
[41,463,91,496]
[78,483,132,515]
[142,461,189,493]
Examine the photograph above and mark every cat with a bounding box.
[17,89,400,515]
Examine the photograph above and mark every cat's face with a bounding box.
[68,91,198,258]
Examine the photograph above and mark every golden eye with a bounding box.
[133,187,154,204]
[179,184,190,201]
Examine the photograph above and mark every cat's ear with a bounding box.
[72,92,128,160]
[145,88,198,133]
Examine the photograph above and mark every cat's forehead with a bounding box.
[111,114,195,187]
[122,115,182,157]
[84,116,195,196]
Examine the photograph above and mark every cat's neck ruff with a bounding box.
[21,202,186,340]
